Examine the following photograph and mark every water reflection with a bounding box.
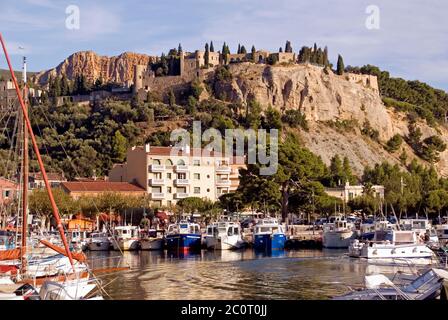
[87,249,420,300]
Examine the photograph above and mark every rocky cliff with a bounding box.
[35,51,156,85]
[212,63,448,176]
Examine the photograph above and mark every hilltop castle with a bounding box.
[133,47,378,102]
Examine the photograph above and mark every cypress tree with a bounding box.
[237,44,241,54]
[279,47,283,53]
[337,54,345,75]
[204,43,210,67]
[285,40,292,53]
[240,46,247,54]
[251,45,256,62]
[323,46,329,66]
[178,43,183,53]
[210,41,214,52]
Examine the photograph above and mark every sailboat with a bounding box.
[0,33,104,299]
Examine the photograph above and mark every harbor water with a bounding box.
[87,249,415,300]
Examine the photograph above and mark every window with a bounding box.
[193,159,200,166]
[153,159,161,165]
[194,187,200,194]
[167,200,172,207]
[207,174,210,179]
[177,173,186,179]
[165,159,173,166]
[177,159,186,166]
[152,186,162,193]
[167,187,172,193]
[167,173,172,179]
[207,188,210,192]
[194,173,200,180]
[4,190,10,198]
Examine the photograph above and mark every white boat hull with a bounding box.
[112,239,139,251]
[349,241,435,260]
[206,235,244,250]
[323,230,356,248]
[140,238,164,250]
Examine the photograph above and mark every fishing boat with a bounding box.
[253,218,286,251]
[334,268,448,300]
[112,226,139,251]
[68,229,89,252]
[349,229,435,262]
[139,229,164,250]
[166,221,202,252]
[87,232,111,251]
[322,216,357,248]
[0,230,15,251]
[205,221,245,250]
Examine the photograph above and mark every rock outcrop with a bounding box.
[213,63,448,176]
[35,51,156,85]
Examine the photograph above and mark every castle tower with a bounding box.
[179,48,185,77]
[133,65,146,93]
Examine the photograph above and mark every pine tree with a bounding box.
[336,54,345,75]
[204,43,210,67]
[210,41,214,52]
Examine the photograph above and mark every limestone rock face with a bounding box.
[35,51,156,85]
[218,63,393,140]
[214,63,448,177]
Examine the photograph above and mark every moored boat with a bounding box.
[322,216,357,248]
[205,221,245,250]
[253,218,286,251]
[139,229,164,250]
[112,226,139,251]
[349,229,435,262]
[87,232,111,251]
[166,221,201,252]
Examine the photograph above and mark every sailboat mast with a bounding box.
[21,56,29,274]
[0,33,76,271]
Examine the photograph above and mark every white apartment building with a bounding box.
[109,144,245,207]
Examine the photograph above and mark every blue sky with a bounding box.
[1,0,447,90]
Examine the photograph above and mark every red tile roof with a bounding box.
[61,181,145,193]
[30,172,66,181]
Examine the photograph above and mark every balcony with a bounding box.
[149,164,165,172]
[174,165,189,172]
[150,192,165,199]
[216,179,231,186]
[216,166,231,173]
[174,179,190,186]
[149,179,165,186]
[175,192,189,199]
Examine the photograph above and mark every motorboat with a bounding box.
[112,226,139,251]
[139,229,164,250]
[166,221,202,251]
[349,229,435,262]
[334,268,448,300]
[322,216,357,248]
[87,232,111,251]
[253,218,286,251]
[205,221,245,250]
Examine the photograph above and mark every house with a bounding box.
[324,181,385,203]
[60,181,147,200]
[29,172,67,190]
[0,178,19,205]
[108,144,245,208]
